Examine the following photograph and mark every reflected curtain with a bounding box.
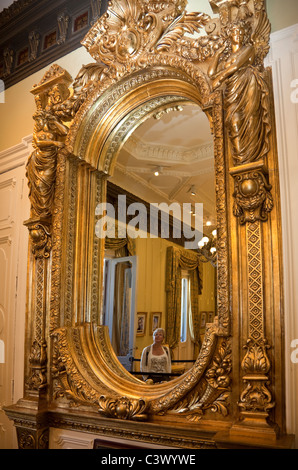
[105,236,135,257]
[106,234,135,356]
[165,246,202,352]
[112,261,132,356]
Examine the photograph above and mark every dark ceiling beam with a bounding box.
[0,0,108,89]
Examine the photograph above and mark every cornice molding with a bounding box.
[0,134,33,173]
[0,0,35,27]
[0,0,108,89]
[269,23,298,44]
[124,134,215,165]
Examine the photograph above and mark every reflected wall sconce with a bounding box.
[198,229,217,267]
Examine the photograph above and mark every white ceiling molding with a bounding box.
[120,164,214,179]
[123,134,214,165]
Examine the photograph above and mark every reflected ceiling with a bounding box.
[110,103,216,236]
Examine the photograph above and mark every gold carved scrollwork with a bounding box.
[234,338,277,439]
[26,340,47,392]
[16,426,49,450]
[98,396,147,421]
[51,325,133,408]
[17,429,36,449]
[232,166,273,224]
[169,338,232,422]
[25,221,51,259]
[82,0,210,71]
[54,63,109,121]
[148,321,222,416]
[200,339,232,416]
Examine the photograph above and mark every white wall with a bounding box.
[0,47,94,153]
[266,0,298,33]
[265,24,298,447]
[0,136,31,449]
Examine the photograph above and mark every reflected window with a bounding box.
[0,339,4,363]
[180,277,189,343]
[177,270,195,364]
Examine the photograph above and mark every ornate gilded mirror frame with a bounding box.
[4,0,294,449]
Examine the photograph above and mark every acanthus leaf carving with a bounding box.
[26,339,48,392]
[155,11,211,52]
[98,396,148,421]
[82,0,210,70]
[163,337,231,421]
[241,338,271,376]
[51,330,100,407]
[24,220,52,259]
[232,168,273,224]
[53,63,109,121]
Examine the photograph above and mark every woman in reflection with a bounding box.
[140,328,171,383]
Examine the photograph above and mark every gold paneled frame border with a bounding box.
[4,0,292,449]
[52,65,231,417]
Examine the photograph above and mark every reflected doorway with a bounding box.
[103,255,137,371]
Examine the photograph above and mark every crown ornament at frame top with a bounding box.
[82,0,211,67]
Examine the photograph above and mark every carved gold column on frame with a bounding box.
[206,0,283,443]
[229,161,278,442]
[9,65,72,449]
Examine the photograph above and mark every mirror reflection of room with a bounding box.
[101,103,217,383]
